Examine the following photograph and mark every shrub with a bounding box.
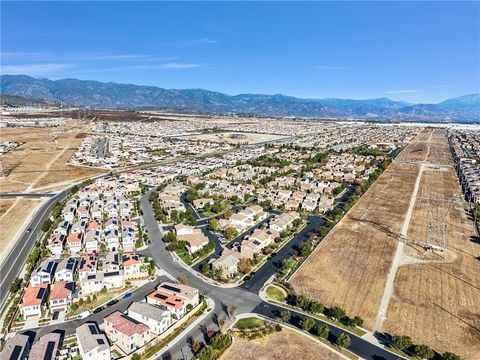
[300,317,315,332]
[415,344,434,360]
[391,334,413,351]
[336,333,351,348]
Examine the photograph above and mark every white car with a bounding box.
[76,310,91,320]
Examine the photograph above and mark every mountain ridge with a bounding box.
[1,75,479,122]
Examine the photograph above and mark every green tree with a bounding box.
[9,277,23,293]
[131,353,141,360]
[441,352,462,360]
[329,306,346,320]
[336,333,351,348]
[281,310,291,322]
[391,335,413,351]
[415,344,434,360]
[223,209,234,219]
[313,323,330,339]
[200,263,210,274]
[224,227,239,241]
[300,317,315,332]
[350,315,364,327]
[209,218,219,232]
[163,231,177,243]
[309,301,324,314]
[41,219,52,233]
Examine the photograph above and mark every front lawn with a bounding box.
[235,317,265,330]
[266,285,286,302]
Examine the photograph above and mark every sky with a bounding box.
[1,1,479,103]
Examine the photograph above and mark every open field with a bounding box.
[0,199,15,216]
[0,199,43,258]
[384,147,480,358]
[221,327,344,360]
[290,128,480,358]
[174,131,289,144]
[290,161,419,328]
[0,126,104,193]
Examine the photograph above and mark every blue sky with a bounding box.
[1,1,479,103]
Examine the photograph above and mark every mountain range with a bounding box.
[1,75,479,122]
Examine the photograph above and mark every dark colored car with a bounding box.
[107,299,119,307]
[122,292,132,300]
[243,276,251,282]
[26,228,32,233]
[93,306,104,314]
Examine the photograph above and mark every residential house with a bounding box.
[105,229,120,252]
[104,311,150,355]
[55,258,76,282]
[0,333,31,360]
[66,232,83,255]
[85,229,101,253]
[29,333,62,360]
[49,281,74,312]
[78,254,97,281]
[211,253,239,278]
[122,252,147,279]
[30,259,56,286]
[128,302,172,335]
[76,323,111,360]
[104,252,122,272]
[146,290,187,319]
[157,282,200,308]
[47,234,65,258]
[71,219,88,234]
[20,284,49,319]
[53,220,70,236]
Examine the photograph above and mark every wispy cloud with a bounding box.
[384,89,423,94]
[133,62,206,69]
[1,63,73,75]
[314,65,350,70]
[200,38,218,44]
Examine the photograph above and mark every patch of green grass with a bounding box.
[235,317,265,330]
[266,285,286,302]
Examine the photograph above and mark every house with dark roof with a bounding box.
[76,323,110,360]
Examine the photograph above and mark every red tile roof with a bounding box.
[105,311,149,336]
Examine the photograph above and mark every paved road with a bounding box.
[0,190,69,306]
[0,193,57,199]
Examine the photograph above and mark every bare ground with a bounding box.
[0,126,104,193]
[221,328,344,360]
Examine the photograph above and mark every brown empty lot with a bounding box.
[0,126,104,193]
[290,161,419,328]
[221,327,344,360]
[290,128,480,358]
[384,163,480,358]
[0,199,43,259]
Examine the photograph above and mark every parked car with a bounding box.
[77,310,91,320]
[93,306,104,314]
[107,299,119,307]
[122,292,132,300]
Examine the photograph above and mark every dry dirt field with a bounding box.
[290,161,419,328]
[290,128,480,359]
[384,132,480,359]
[0,199,43,258]
[0,126,104,192]
[175,131,289,144]
[221,327,344,360]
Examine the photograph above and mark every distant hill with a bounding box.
[1,75,479,122]
[0,93,62,107]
